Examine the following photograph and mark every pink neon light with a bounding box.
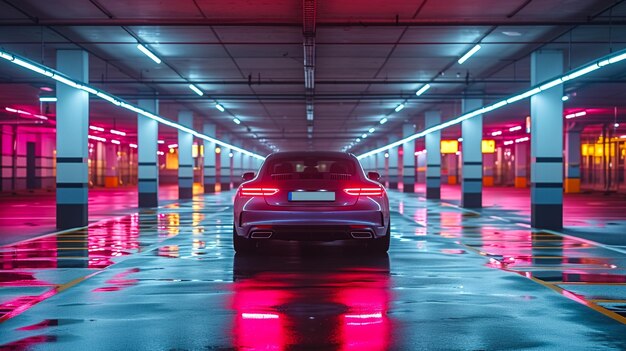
[111,140,121,145]
[491,131,502,136]
[168,143,178,148]
[110,129,126,136]
[5,107,31,115]
[158,140,165,144]
[241,313,280,319]
[503,140,514,146]
[88,135,107,142]
[89,125,105,132]
[129,143,138,148]
[509,126,522,132]
[5,107,49,121]
[515,137,529,143]
[565,111,587,119]
[344,313,383,319]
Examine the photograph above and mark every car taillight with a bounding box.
[240,187,279,196]
[344,187,384,196]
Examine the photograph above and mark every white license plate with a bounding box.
[289,191,335,201]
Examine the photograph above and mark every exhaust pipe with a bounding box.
[350,231,373,239]
[250,231,273,239]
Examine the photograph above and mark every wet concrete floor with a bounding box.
[0,191,625,350]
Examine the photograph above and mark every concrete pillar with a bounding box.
[402,124,416,192]
[417,151,426,184]
[177,111,193,199]
[247,156,252,173]
[369,154,376,172]
[219,135,231,191]
[495,147,503,185]
[565,129,581,193]
[388,137,399,189]
[425,111,441,199]
[138,99,159,208]
[531,50,564,229]
[104,144,118,187]
[461,98,483,208]
[374,151,378,176]
[232,147,242,188]
[202,123,217,193]
[447,154,458,184]
[483,153,495,186]
[515,143,528,187]
[56,50,89,229]
[242,154,250,174]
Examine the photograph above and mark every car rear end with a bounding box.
[234,152,390,245]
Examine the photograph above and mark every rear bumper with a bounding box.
[236,210,387,240]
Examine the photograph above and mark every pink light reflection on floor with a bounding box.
[0,184,203,245]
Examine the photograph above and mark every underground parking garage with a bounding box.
[1,1,626,349]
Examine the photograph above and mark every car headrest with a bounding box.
[274,162,293,174]
[330,162,349,174]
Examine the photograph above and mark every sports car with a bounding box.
[233,151,390,253]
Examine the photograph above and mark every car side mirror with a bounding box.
[367,171,381,181]
[242,172,256,182]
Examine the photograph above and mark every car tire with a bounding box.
[233,226,257,254]
[368,221,390,253]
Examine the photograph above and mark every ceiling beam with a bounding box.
[0,78,537,85]
[100,93,508,101]
[2,18,626,27]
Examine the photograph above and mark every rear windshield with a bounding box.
[264,157,357,180]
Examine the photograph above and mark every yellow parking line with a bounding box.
[528,277,626,324]
[0,270,102,323]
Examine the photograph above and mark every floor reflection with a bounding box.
[231,246,391,350]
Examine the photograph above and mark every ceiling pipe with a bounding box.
[303,0,316,142]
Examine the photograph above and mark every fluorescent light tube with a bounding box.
[507,88,541,104]
[188,84,203,96]
[96,91,121,106]
[539,78,563,91]
[415,84,431,96]
[137,44,162,64]
[563,64,600,81]
[458,44,481,64]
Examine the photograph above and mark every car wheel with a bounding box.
[368,221,390,253]
[233,226,257,254]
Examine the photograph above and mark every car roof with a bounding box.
[265,151,356,160]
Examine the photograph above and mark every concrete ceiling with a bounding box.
[1,0,626,153]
